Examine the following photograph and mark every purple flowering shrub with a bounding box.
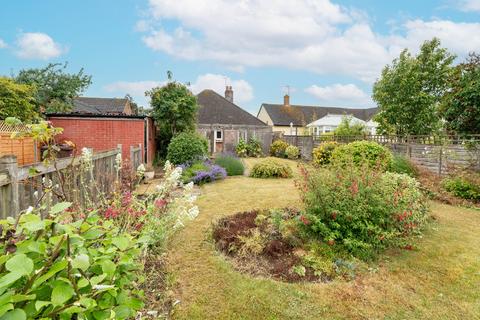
[181,160,227,185]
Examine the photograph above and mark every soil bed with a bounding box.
[213,209,330,283]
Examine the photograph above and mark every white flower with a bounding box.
[33,191,39,199]
[26,206,34,214]
[93,284,115,290]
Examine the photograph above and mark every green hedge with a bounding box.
[331,141,393,170]
[250,158,293,178]
[166,132,208,165]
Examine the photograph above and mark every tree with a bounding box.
[0,77,39,122]
[334,115,368,136]
[146,72,198,156]
[441,53,480,135]
[15,62,92,113]
[373,38,455,135]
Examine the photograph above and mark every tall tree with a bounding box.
[0,77,38,122]
[373,38,455,135]
[146,72,198,155]
[441,53,480,135]
[15,62,91,113]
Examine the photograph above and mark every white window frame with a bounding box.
[214,129,223,142]
[238,130,247,142]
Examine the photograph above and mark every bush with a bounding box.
[285,145,300,159]
[166,132,208,165]
[250,158,293,178]
[297,164,429,259]
[389,155,418,177]
[181,160,227,184]
[236,137,263,158]
[331,141,393,170]
[214,154,245,176]
[443,176,480,201]
[270,140,289,157]
[312,141,338,166]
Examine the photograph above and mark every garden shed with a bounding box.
[196,87,272,154]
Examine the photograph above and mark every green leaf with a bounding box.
[111,236,130,251]
[0,309,26,320]
[0,304,13,318]
[100,260,116,277]
[34,301,51,311]
[71,254,90,271]
[19,214,45,232]
[32,260,68,289]
[61,306,84,314]
[51,282,75,306]
[89,274,106,286]
[5,254,33,276]
[77,278,89,289]
[113,305,132,319]
[10,295,35,303]
[0,273,23,294]
[50,202,72,215]
[79,297,96,309]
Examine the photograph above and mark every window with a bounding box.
[215,130,223,141]
[324,126,332,133]
[238,130,247,141]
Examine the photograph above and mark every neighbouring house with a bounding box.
[257,94,379,136]
[196,87,272,154]
[47,97,155,165]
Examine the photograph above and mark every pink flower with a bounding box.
[154,198,167,209]
[122,192,132,207]
[104,206,119,219]
[300,215,310,225]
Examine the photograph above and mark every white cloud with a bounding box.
[140,0,480,83]
[104,80,165,96]
[0,39,7,49]
[305,84,372,107]
[459,0,480,12]
[15,32,65,60]
[189,73,254,104]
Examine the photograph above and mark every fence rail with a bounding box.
[312,134,480,145]
[0,147,122,218]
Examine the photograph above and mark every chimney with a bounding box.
[284,94,290,106]
[225,86,233,102]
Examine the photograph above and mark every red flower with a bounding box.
[299,215,310,225]
[331,212,337,220]
[104,206,119,219]
[154,198,167,209]
[122,192,132,207]
[327,239,335,246]
[350,180,359,196]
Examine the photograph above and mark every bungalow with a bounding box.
[257,94,378,136]
[196,87,272,154]
[47,97,155,165]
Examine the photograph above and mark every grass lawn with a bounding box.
[165,158,480,320]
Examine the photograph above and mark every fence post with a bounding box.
[0,155,20,216]
[438,145,443,176]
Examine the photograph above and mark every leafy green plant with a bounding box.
[443,176,480,201]
[214,155,244,176]
[331,141,393,170]
[0,203,144,319]
[236,138,263,158]
[389,155,418,177]
[333,116,368,136]
[235,139,249,157]
[297,164,429,260]
[270,140,289,158]
[250,158,293,179]
[166,132,208,165]
[285,145,300,159]
[312,142,338,166]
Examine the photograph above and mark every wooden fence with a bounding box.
[283,134,480,175]
[0,121,37,165]
[130,144,142,170]
[0,147,122,218]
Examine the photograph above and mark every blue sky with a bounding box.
[1,0,480,114]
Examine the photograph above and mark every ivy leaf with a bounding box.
[50,202,72,215]
[71,254,90,271]
[51,282,75,306]
[5,254,33,276]
[112,236,130,251]
[0,309,26,320]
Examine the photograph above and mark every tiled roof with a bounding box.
[197,90,267,126]
[260,103,379,126]
[72,97,128,114]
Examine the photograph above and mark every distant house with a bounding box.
[257,94,378,135]
[72,97,133,115]
[196,87,272,154]
[47,97,155,165]
[307,114,378,135]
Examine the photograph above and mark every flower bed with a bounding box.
[180,160,227,185]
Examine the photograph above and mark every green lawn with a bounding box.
[165,158,480,320]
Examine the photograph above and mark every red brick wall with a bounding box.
[48,117,148,164]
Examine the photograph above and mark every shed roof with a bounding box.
[72,97,128,115]
[197,90,267,126]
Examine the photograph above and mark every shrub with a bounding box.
[181,160,226,184]
[166,132,208,165]
[389,155,418,177]
[285,145,300,159]
[236,137,263,158]
[312,141,338,166]
[331,141,393,170]
[270,140,289,157]
[214,154,245,176]
[250,158,293,178]
[297,164,429,259]
[443,176,480,201]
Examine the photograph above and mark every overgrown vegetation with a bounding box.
[333,116,368,136]
[180,160,226,185]
[285,145,300,159]
[249,158,293,178]
[312,141,338,166]
[269,140,289,157]
[214,154,245,176]
[0,77,39,122]
[330,141,393,170]
[166,132,208,165]
[235,137,263,158]
[389,155,418,177]
[443,174,480,201]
